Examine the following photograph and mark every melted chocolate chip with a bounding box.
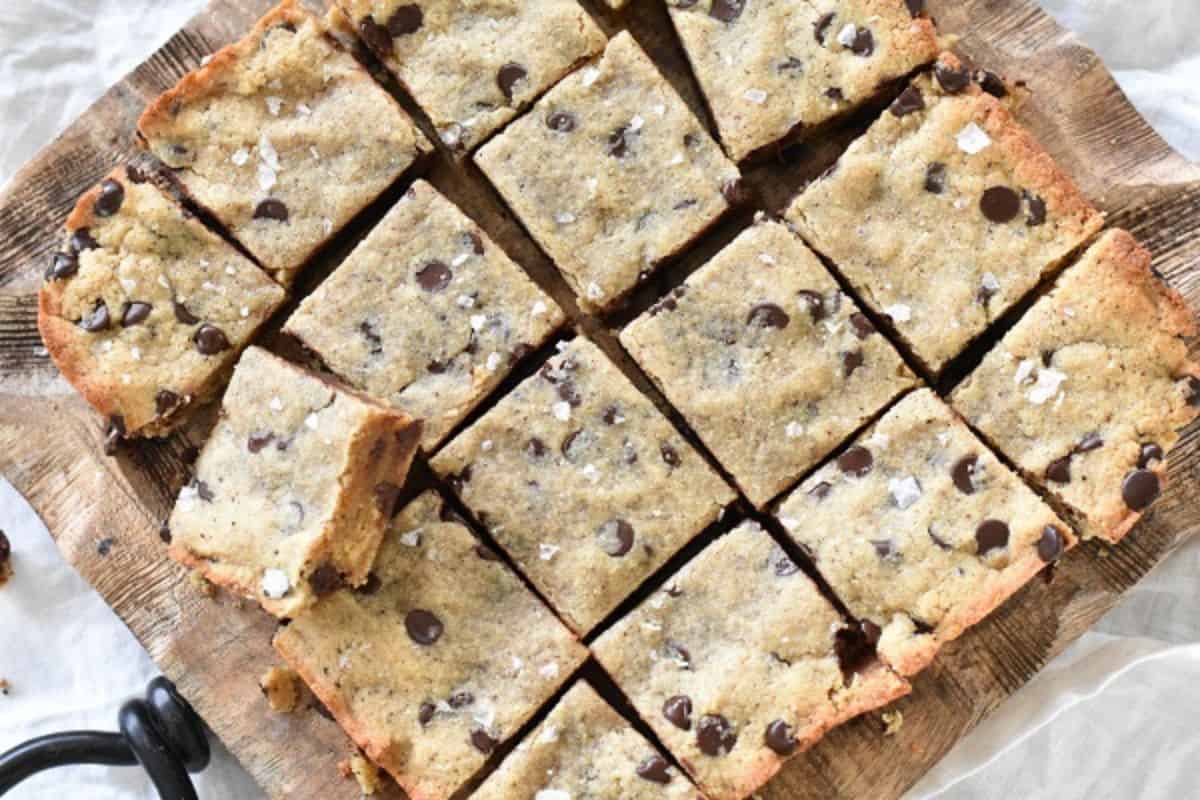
[357,572,383,595]
[155,389,182,417]
[358,16,394,56]
[660,443,681,468]
[546,110,577,132]
[193,324,230,355]
[663,695,693,730]
[871,539,895,559]
[924,162,947,194]
[121,301,152,327]
[951,454,979,494]
[597,519,635,557]
[850,28,875,56]
[796,290,826,321]
[418,702,435,725]
[416,260,452,292]
[308,563,343,596]
[1139,442,1164,468]
[1186,376,1200,406]
[94,178,125,217]
[890,86,925,117]
[247,431,275,453]
[709,0,744,22]
[934,62,971,93]
[1037,525,1065,563]
[765,719,798,755]
[849,313,875,339]
[842,349,865,377]
[103,415,126,456]
[386,4,422,35]
[1024,191,1047,226]
[905,0,925,15]
[158,521,171,544]
[1122,469,1160,511]
[837,446,873,477]
[975,519,1010,555]
[696,714,737,757]
[747,302,790,329]
[608,125,631,158]
[497,62,528,102]
[470,729,498,754]
[405,609,443,645]
[980,186,1022,223]
[833,621,879,684]
[635,754,672,784]
[97,538,114,556]
[525,437,548,459]
[173,302,199,325]
[46,251,79,281]
[814,12,836,43]
[1046,455,1072,484]
[253,199,289,221]
[78,301,110,332]
[193,479,214,502]
[70,228,99,253]
[977,70,1008,98]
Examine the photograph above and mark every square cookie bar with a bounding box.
[592,521,909,800]
[284,180,565,450]
[952,230,1200,543]
[431,337,735,634]
[168,346,422,618]
[785,52,1103,373]
[621,217,916,507]
[476,31,743,312]
[666,0,939,161]
[336,0,606,153]
[775,389,1073,676]
[38,165,286,446]
[274,492,586,800]
[139,0,430,287]
[473,681,694,799]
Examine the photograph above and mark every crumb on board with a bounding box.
[882,709,904,737]
[259,666,302,713]
[189,569,217,597]
[338,751,381,796]
[0,529,12,587]
[0,678,11,696]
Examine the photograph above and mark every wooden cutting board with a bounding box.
[2,1,1199,798]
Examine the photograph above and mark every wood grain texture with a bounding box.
[1,1,1198,798]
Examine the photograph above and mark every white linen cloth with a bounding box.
[1,1,1197,798]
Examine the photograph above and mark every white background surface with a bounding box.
[1,2,1198,798]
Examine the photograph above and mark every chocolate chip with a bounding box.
[524,437,548,459]
[94,179,125,217]
[934,62,971,93]
[70,228,99,253]
[247,431,275,453]
[1024,191,1047,226]
[777,56,804,74]
[976,70,1008,98]
[250,199,289,223]
[1037,525,1065,563]
[929,528,953,551]
[155,389,182,417]
[797,290,827,321]
[358,16,393,56]
[418,702,435,725]
[1122,469,1160,511]
[975,519,1010,555]
[448,691,474,709]
[837,446,873,477]
[697,714,737,757]
[825,87,844,101]
[1139,442,1164,468]
[849,313,875,339]
[871,539,895,559]
[607,126,631,158]
[850,28,875,56]
[546,110,577,132]
[497,62,528,103]
[193,479,214,502]
[46,251,79,281]
[1046,456,1072,484]
[405,609,443,645]
[601,405,620,425]
[709,0,744,22]
[121,301,152,327]
[924,162,947,194]
[1186,376,1200,406]
[173,302,199,325]
[905,0,925,15]
[663,695,693,730]
[814,12,835,43]
[97,538,114,556]
[951,454,979,494]
[78,301,110,332]
[357,572,383,595]
[597,519,635,557]
[747,302,790,329]
[721,177,749,205]
[890,86,925,117]
[636,754,672,784]
[158,521,171,544]
[1076,432,1103,453]
[765,719,798,755]
[808,481,832,500]
[980,186,1021,223]
[833,621,879,684]
[665,639,692,669]
[373,482,400,516]
[470,729,498,754]
[416,260,452,292]
[103,415,125,456]
[193,324,230,355]
[842,349,865,377]
[650,445,677,473]
[556,379,582,407]
[308,563,343,596]
[386,4,422,35]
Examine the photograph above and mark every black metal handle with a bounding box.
[0,677,210,799]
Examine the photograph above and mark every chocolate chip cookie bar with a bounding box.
[775,389,1073,676]
[138,0,430,287]
[785,52,1104,373]
[621,217,916,507]
[38,165,286,446]
[284,180,565,450]
[167,346,422,618]
[666,0,939,162]
[273,491,586,799]
[473,680,694,799]
[336,0,606,153]
[952,230,1200,543]
[592,521,909,800]
[475,31,743,312]
[431,337,736,634]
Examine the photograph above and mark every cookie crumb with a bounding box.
[338,752,381,795]
[0,678,10,696]
[882,709,904,736]
[0,529,11,587]
[188,569,217,597]
[259,666,302,713]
